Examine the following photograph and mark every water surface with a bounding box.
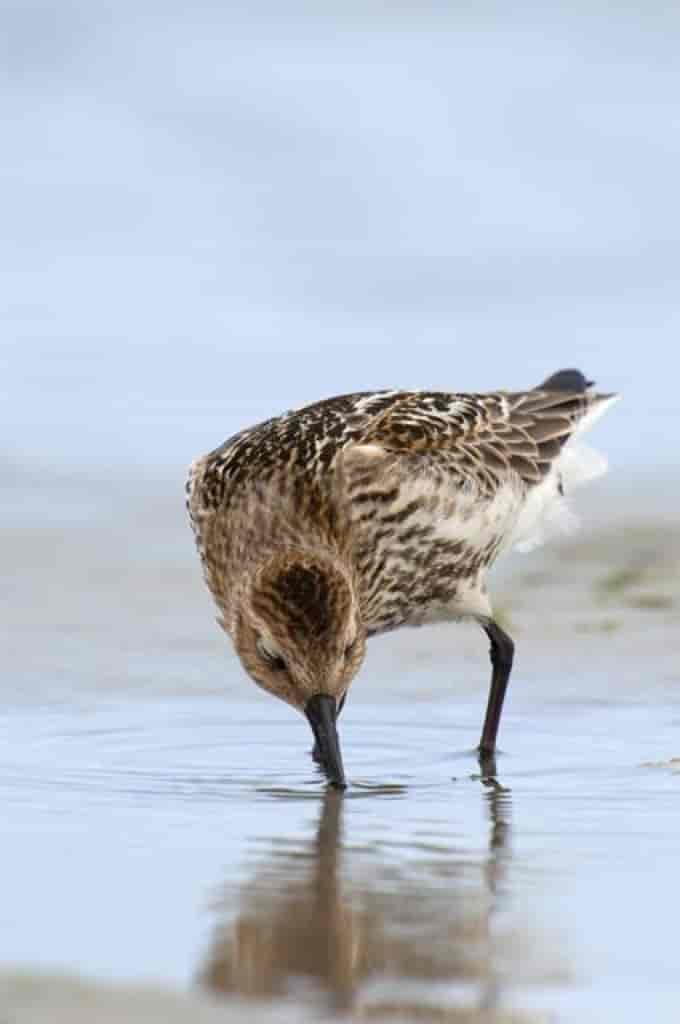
[3,665,680,1021]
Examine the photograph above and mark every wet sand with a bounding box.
[2,468,679,1022]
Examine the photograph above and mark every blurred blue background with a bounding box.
[3,1,678,481]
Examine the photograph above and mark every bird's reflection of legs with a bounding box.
[477,777,512,1015]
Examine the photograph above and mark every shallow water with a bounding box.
[3,468,680,1022]
[2,692,680,1023]
[1,618,680,1019]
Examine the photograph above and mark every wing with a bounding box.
[346,389,618,494]
[338,388,619,558]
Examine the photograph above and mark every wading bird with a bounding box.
[187,369,618,788]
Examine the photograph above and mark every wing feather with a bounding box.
[352,389,615,490]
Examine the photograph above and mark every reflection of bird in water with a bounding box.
[201,792,355,1012]
[187,370,618,785]
[199,788,556,1021]
[200,792,354,1011]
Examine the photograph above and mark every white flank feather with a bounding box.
[511,394,620,553]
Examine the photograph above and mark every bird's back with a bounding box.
[188,383,618,632]
[188,390,407,515]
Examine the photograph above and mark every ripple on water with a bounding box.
[3,694,680,1022]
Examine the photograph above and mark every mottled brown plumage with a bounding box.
[187,371,619,786]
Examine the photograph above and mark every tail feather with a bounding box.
[539,368,594,393]
[511,390,620,553]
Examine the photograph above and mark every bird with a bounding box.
[187,369,619,788]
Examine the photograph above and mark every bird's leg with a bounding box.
[477,620,514,774]
[311,693,347,765]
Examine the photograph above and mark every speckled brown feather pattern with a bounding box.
[187,386,616,639]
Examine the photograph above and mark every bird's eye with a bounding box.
[256,638,287,672]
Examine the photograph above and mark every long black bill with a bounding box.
[305,694,346,790]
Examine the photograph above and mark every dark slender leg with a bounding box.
[478,620,514,767]
[311,693,347,764]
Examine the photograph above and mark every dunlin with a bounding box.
[187,369,618,787]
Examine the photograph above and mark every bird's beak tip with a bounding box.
[305,693,347,790]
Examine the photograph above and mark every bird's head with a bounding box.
[231,551,366,787]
